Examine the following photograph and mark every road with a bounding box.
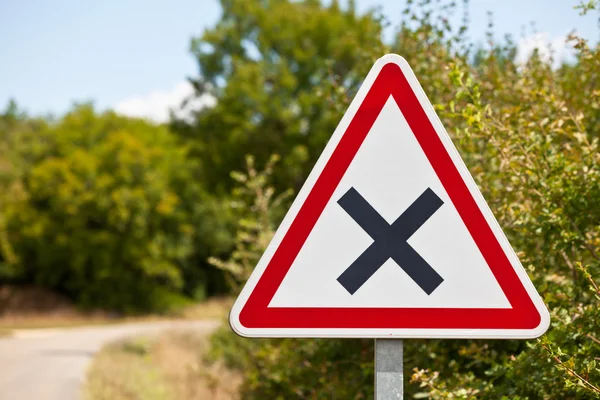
[0,320,219,400]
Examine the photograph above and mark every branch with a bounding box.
[586,333,600,346]
[540,343,600,395]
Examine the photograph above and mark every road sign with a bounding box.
[229,54,550,339]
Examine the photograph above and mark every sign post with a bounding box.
[375,339,403,399]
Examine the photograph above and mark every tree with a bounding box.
[174,0,387,194]
[2,105,232,312]
[0,100,34,280]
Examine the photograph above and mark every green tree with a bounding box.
[0,100,34,279]
[174,0,387,194]
[1,105,232,312]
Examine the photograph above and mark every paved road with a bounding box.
[0,320,219,400]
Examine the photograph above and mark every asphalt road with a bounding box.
[0,320,219,400]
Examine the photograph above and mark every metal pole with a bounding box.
[375,339,403,399]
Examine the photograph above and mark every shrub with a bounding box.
[205,0,599,398]
[0,105,231,312]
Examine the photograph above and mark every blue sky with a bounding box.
[0,0,598,121]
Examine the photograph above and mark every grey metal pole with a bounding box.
[375,339,403,399]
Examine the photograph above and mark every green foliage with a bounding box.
[175,0,387,194]
[202,0,600,398]
[0,100,32,276]
[208,157,373,399]
[210,325,374,399]
[208,154,293,292]
[0,105,233,312]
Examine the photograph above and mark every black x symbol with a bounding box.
[337,187,444,295]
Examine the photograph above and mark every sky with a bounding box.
[0,0,598,122]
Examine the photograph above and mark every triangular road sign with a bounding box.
[230,54,550,339]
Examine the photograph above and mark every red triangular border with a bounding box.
[238,61,541,330]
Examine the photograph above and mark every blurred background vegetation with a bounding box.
[2,0,600,398]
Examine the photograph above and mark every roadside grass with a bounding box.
[173,297,233,320]
[84,330,241,400]
[0,293,233,330]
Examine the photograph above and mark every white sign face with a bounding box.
[229,54,550,339]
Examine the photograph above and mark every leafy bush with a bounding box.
[0,105,232,312]
[204,0,599,398]
[208,156,375,399]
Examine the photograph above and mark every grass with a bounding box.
[0,297,233,331]
[84,329,241,400]
[172,297,233,320]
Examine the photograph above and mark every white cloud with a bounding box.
[515,32,571,69]
[114,81,215,123]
